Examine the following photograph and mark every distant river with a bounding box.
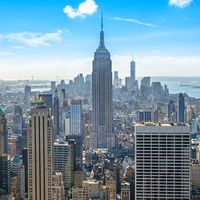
[149,77,200,99]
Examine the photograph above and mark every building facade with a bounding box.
[135,122,191,200]
[130,60,136,82]
[0,154,12,198]
[0,108,8,155]
[27,99,53,200]
[54,141,75,191]
[91,15,114,148]
[70,99,82,136]
[178,93,185,122]
[11,155,25,199]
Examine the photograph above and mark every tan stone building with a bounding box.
[28,99,53,200]
[52,173,65,200]
[121,182,130,200]
[192,161,200,189]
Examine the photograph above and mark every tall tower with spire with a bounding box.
[91,14,114,148]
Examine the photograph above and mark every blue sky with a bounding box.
[0,0,200,80]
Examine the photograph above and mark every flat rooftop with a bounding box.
[135,122,189,127]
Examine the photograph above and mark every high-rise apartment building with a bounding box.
[27,98,53,200]
[92,15,114,148]
[54,140,75,191]
[135,122,191,200]
[52,173,65,200]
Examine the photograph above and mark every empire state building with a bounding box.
[91,15,114,148]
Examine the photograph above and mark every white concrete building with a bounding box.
[135,122,191,200]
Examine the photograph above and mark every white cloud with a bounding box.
[112,17,157,28]
[63,0,98,19]
[0,30,63,47]
[169,0,193,8]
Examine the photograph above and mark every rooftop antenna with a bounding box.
[101,12,103,31]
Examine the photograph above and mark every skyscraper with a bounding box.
[51,81,56,94]
[130,60,135,82]
[168,100,176,122]
[140,77,150,98]
[54,140,75,192]
[0,155,11,198]
[178,93,185,122]
[70,99,82,136]
[22,148,28,196]
[11,155,25,199]
[0,109,11,199]
[62,99,70,137]
[53,89,60,138]
[27,98,53,200]
[92,15,114,148]
[135,122,191,200]
[0,108,8,155]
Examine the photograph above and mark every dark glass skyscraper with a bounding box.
[0,108,11,198]
[53,89,60,138]
[168,100,176,122]
[91,15,114,148]
[0,108,7,155]
[178,93,185,123]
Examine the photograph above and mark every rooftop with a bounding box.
[135,122,189,127]
[11,155,21,163]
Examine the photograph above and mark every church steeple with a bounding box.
[99,13,105,49]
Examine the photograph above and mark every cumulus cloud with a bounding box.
[169,0,193,8]
[0,30,63,47]
[112,17,157,28]
[63,0,98,19]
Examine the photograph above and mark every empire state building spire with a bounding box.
[98,13,105,49]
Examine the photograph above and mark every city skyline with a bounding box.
[0,0,200,80]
